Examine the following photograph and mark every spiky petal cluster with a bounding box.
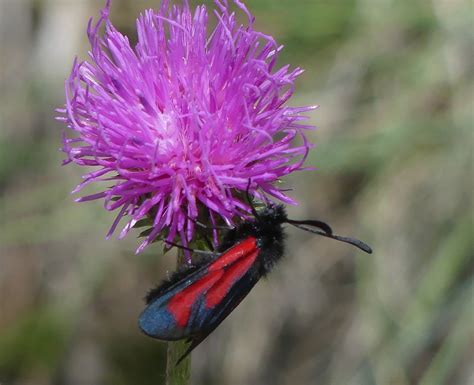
[59,0,315,254]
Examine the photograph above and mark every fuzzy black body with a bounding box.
[217,204,287,276]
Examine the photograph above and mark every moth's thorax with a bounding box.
[218,204,287,275]
[250,204,287,275]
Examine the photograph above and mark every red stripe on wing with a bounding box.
[205,249,259,308]
[168,269,224,327]
[208,237,257,272]
[167,237,259,328]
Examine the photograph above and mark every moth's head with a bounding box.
[257,204,288,225]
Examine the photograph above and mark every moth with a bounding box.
[139,203,372,364]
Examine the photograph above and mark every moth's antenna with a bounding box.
[287,219,333,236]
[246,179,261,221]
[287,219,373,254]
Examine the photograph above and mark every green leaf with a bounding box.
[133,218,154,228]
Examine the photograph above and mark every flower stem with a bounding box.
[166,340,191,385]
[166,249,191,385]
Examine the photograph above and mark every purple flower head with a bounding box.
[58,0,316,255]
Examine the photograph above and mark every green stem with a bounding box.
[166,249,191,385]
[166,340,191,385]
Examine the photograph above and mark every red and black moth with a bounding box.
[139,203,372,364]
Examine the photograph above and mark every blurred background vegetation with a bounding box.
[0,0,472,384]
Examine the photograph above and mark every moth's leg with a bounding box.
[190,218,232,231]
[164,240,218,258]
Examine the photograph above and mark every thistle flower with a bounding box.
[58,0,316,255]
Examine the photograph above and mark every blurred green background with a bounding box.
[0,0,472,384]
